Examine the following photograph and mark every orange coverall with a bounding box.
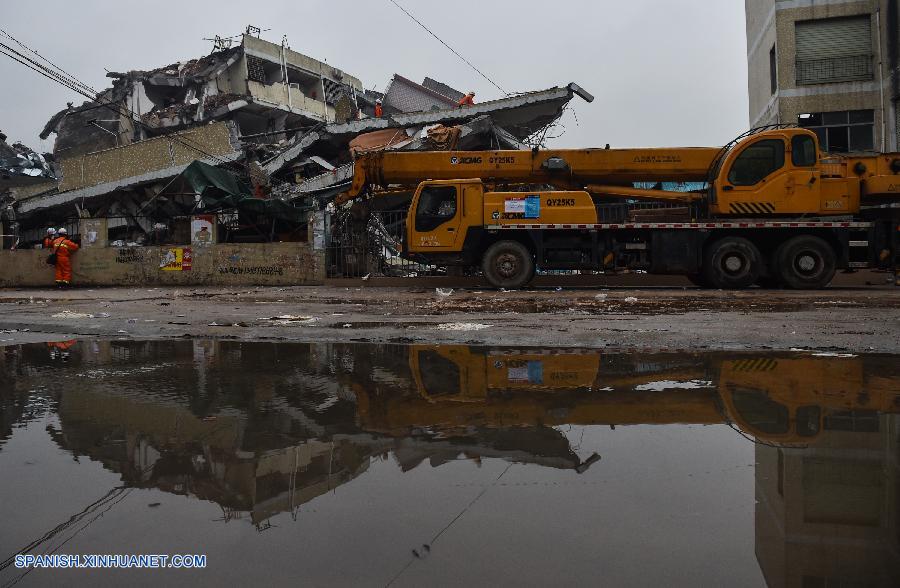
[47,340,76,351]
[458,95,475,107]
[47,339,76,360]
[374,104,383,117]
[51,236,79,285]
[42,236,55,248]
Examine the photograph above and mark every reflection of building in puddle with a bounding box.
[48,381,593,527]
[49,386,384,527]
[755,413,900,586]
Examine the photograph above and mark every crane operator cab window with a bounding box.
[791,134,817,166]
[727,139,785,186]
[415,185,458,232]
[729,386,789,435]
[416,350,461,398]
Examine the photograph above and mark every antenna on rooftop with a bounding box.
[211,35,232,51]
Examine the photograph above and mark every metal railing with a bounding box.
[796,54,873,85]
[326,209,442,278]
[17,211,308,249]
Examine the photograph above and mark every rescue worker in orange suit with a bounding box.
[374,98,383,118]
[47,339,76,361]
[458,91,475,107]
[42,227,57,249]
[51,227,79,288]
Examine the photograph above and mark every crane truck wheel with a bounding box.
[702,237,762,289]
[774,235,836,289]
[481,240,535,289]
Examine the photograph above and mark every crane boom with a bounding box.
[343,147,721,203]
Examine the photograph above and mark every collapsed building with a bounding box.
[0,130,55,249]
[4,30,590,276]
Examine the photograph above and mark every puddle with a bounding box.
[1,341,898,586]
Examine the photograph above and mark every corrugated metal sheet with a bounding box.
[795,16,871,60]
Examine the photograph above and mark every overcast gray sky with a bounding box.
[0,0,748,152]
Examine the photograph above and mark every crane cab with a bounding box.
[406,179,594,254]
[711,128,860,216]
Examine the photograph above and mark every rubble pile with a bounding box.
[0,131,54,184]
[1,30,590,256]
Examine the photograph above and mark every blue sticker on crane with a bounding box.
[524,195,541,218]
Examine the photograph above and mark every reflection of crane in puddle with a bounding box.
[351,346,900,447]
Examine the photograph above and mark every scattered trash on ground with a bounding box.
[624,297,638,303]
[265,315,317,323]
[435,288,454,297]
[436,322,491,331]
[51,311,93,319]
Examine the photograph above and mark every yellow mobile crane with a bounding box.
[340,127,900,289]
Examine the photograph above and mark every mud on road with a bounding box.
[0,283,898,352]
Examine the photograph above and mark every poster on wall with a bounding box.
[160,247,192,271]
[191,215,215,246]
[79,218,107,248]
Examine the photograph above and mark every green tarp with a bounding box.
[178,161,310,224]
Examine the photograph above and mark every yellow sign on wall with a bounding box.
[159,247,192,271]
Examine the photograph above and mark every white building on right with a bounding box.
[746,0,900,153]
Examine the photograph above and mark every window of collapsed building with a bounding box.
[798,110,874,153]
[286,67,322,101]
[142,82,190,112]
[233,111,278,139]
[247,55,296,85]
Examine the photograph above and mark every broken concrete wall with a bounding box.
[246,81,334,120]
[0,241,324,287]
[55,121,241,193]
[42,100,130,158]
[384,74,458,113]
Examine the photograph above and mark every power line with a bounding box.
[0,29,97,95]
[0,45,87,96]
[386,0,508,96]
